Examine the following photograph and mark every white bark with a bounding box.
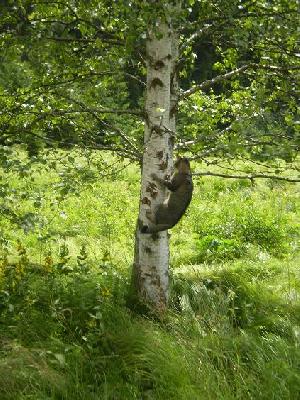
[170,29,179,142]
[132,21,174,312]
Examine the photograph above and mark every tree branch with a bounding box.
[179,62,299,103]
[31,17,120,40]
[176,124,233,150]
[179,64,252,101]
[194,171,300,182]
[5,127,140,161]
[100,120,142,160]
[179,24,213,52]
[58,94,143,159]
[45,36,123,45]
[21,107,143,117]
[261,64,300,71]
[60,94,143,117]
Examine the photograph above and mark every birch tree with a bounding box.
[132,18,174,312]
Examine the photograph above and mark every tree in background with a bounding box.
[0,0,299,311]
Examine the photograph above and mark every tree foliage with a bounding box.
[0,0,298,165]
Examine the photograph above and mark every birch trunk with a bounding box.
[132,21,175,312]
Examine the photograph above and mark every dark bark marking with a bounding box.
[144,246,152,254]
[151,232,159,241]
[154,60,165,70]
[146,182,158,198]
[156,150,164,159]
[169,135,175,147]
[159,160,168,171]
[151,125,163,136]
[149,77,164,89]
[141,197,151,206]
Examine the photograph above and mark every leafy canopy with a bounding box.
[0,0,298,166]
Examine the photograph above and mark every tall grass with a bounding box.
[0,150,299,399]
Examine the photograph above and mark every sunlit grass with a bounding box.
[0,149,299,399]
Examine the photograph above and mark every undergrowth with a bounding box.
[0,150,299,399]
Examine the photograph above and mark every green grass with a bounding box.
[0,149,299,399]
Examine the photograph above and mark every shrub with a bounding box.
[194,235,245,263]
